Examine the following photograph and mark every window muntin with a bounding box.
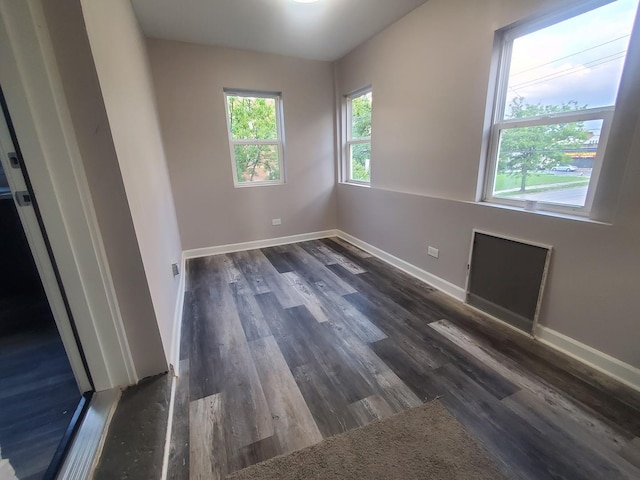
[224,91,285,187]
[484,0,639,214]
[346,89,372,183]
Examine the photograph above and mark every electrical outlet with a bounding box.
[272,218,282,226]
[428,246,439,258]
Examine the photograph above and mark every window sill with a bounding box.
[475,201,612,226]
[341,180,371,188]
[233,181,285,189]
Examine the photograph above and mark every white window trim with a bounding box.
[223,89,286,188]
[345,86,372,185]
[482,0,625,217]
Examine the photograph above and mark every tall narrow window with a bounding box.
[224,90,285,187]
[346,88,372,183]
[484,0,639,214]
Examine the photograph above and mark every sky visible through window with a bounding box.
[492,0,639,210]
[505,0,639,115]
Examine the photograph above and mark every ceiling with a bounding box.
[131,0,429,61]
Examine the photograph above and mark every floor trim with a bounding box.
[160,376,178,480]
[336,231,640,393]
[179,228,640,399]
[183,230,339,260]
[56,388,120,479]
[44,392,92,480]
[336,231,466,301]
[535,326,640,393]
[170,255,187,377]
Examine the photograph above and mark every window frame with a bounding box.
[345,86,372,185]
[223,89,286,188]
[482,0,628,216]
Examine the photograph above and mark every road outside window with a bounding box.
[484,0,639,214]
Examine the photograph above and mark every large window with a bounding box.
[346,88,372,183]
[484,0,639,214]
[224,90,285,187]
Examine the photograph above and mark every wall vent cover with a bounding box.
[466,231,551,334]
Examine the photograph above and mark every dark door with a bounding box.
[0,88,93,480]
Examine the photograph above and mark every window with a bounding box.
[224,90,285,187]
[483,0,639,214]
[346,88,372,183]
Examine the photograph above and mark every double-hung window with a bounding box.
[346,88,372,183]
[483,0,639,214]
[224,90,285,187]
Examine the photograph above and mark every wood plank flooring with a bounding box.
[0,298,80,480]
[169,237,640,480]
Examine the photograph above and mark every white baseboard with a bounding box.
[176,229,338,377]
[535,326,640,392]
[169,255,187,377]
[336,231,466,301]
[336,230,640,393]
[183,230,339,260]
[160,375,177,480]
[179,228,640,394]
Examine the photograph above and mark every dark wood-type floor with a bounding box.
[168,237,640,480]
[0,296,80,480]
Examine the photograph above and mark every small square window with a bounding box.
[224,90,285,187]
[346,88,372,183]
[483,0,639,214]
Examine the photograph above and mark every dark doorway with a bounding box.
[0,90,91,479]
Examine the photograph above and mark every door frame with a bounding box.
[0,0,137,390]
[0,92,93,393]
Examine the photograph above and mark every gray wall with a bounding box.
[147,39,337,250]
[42,0,166,379]
[79,0,183,368]
[335,0,640,367]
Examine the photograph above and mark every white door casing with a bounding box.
[0,110,91,393]
[0,0,138,390]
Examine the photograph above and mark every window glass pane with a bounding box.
[351,92,372,139]
[227,95,278,140]
[504,0,638,119]
[350,143,371,182]
[234,144,281,183]
[492,120,603,207]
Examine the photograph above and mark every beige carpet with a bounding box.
[227,400,506,480]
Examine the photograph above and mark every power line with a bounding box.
[511,50,625,88]
[510,51,626,90]
[510,34,631,77]
[508,86,523,99]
